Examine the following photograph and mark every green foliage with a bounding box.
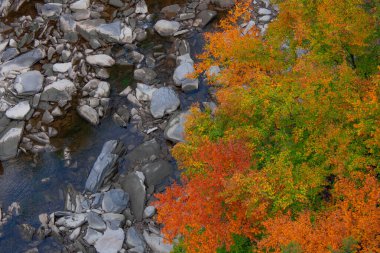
[281,242,303,253]
[217,235,253,253]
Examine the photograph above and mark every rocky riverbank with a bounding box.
[0,0,277,252]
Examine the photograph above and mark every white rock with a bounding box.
[135,0,148,14]
[258,8,271,15]
[136,83,157,101]
[70,0,89,11]
[86,54,115,67]
[5,101,31,120]
[77,105,99,125]
[14,70,44,95]
[53,62,72,73]
[150,87,180,118]
[55,213,87,229]
[143,206,156,218]
[154,20,180,37]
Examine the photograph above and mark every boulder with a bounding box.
[126,139,161,164]
[134,68,157,84]
[164,112,188,142]
[102,189,129,213]
[83,228,102,245]
[77,105,99,125]
[153,20,180,37]
[0,121,24,160]
[150,87,180,118]
[196,10,217,28]
[95,227,124,253]
[143,231,173,253]
[14,71,44,95]
[140,160,173,188]
[5,101,30,120]
[0,48,45,77]
[86,54,115,67]
[76,19,105,41]
[85,140,124,192]
[121,172,146,221]
[87,212,106,231]
[41,79,76,102]
[126,227,146,249]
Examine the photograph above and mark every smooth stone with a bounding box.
[173,62,194,86]
[53,62,72,73]
[85,140,124,192]
[102,189,129,213]
[121,172,146,221]
[143,206,156,219]
[87,212,106,231]
[143,231,173,253]
[164,112,188,143]
[150,87,180,118]
[258,8,272,15]
[1,47,19,62]
[0,121,24,160]
[77,105,99,125]
[36,3,62,17]
[42,110,54,124]
[82,79,110,98]
[109,0,123,8]
[161,4,180,18]
[69,227,81,241]
[94,227,124,253]
[259,15,271,23]
[5,101,30,120]
[86,54,115,67]
[14,71,44,95]
[101,213,125,227]
[140,160,173,187]
[211,0,235,8]
[96,21,122,43]
[126,227,146,249]
[153,20,180,37]
[135,0,148,14]
[70,0,89,11]
[83,227,102,245]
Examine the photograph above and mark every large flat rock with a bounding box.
[0,48,45,77]
[0,121,24,160]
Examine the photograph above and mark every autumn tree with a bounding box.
[155,0,379,252]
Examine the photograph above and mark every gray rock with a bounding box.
[211,0,235,8]
[121,172,146,221]
[109,0,123,8]
[134,68,157,84]
[143,206,156,219]
[55,213,87,229]
[5,101,30,120]
[173,62,194,85]
[0,121,24,160]
[143,231,173,253]
[59,14,78,42]
[96,21,122,43]
[86,54,115,67]
[85,140,124,192]
[136,83,157,101]
[128,246,145,253]
[87,212,106,231]
[76,19,106,41]
[53,62,72,73]
[83,227,102,245]
[140,160,173,187]
[150,87,180,118]
[196,10,217,28]
[18,224,35,241]
[0,48,45,77]
[164,112,188,143]
[153,20,180,37]
[102,213,125,227]
[258,8,271,15]
[112,105,130,128]
[94,227,124,253]
[161,4,180,18]
[82,79,110,98]
[42,110,54,124]
[102,189,129,213]
[41,79,76,102]
[1,47,19,62]
[14,71,44,95]
[259,15,271,23]
[126,227,146,249]
[77,105,99,125]
[36,3,62,17]
[126,139,161,164]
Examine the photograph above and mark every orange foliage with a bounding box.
[259,173,380,253]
